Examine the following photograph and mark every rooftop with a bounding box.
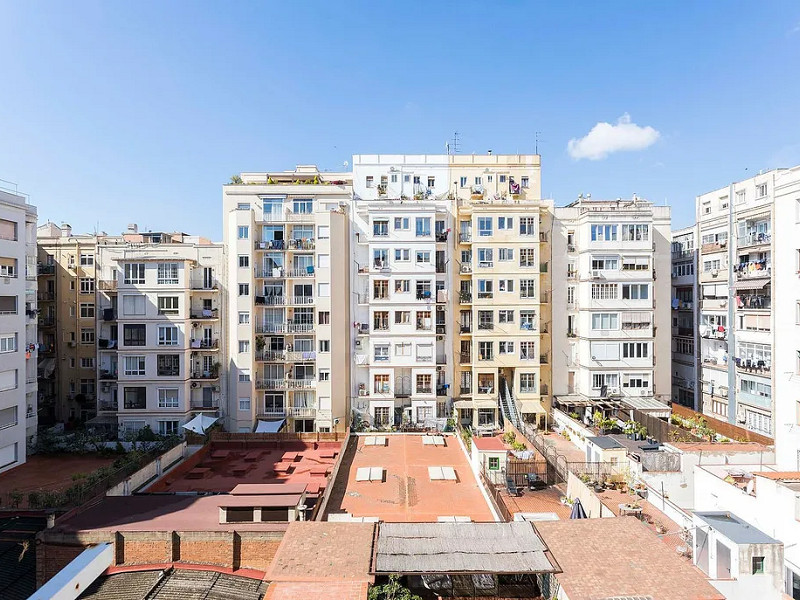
[53,494,290,533]
[0,515,45,600]
[0,454,117,501]
[472,435,510,452]
[374,522,558,575]
[147,440,342,496]
[535,518,724,600]
[499,485,573,521]
[263,581,369,600]
[323,434,495,522]
[266,522,375,582]
[586,436,626,450]
[79,568,269,600]
[671,441,771,454]
[694,511,780,545]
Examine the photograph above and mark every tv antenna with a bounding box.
[535,131,542,155]
[451,132,461,154]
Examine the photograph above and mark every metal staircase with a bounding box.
[499,377,521,430]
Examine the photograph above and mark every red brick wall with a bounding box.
[118,532,173,565]
[239,533,282,571]
[176,532,233,567]
[672,404,773,445]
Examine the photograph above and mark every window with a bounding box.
[498,279,514,292]
[567,286,575,304]
[124,356,146,376]
[317,225,329,239]
[591,256,619,270]
[80,278,95,293]
[158,296,179,315]
[478,341,493,361]
[395,248,410,262]
[0,219,18,241]
[80,357,95,369]
[123,387,147,409]
[520,373,536,392]
[756,183,767,198]
[157,388,179,408]
[623,373,650,388]
[122,295,146,316]
[592,373,619,390]
[752,557,765,574]
[238,369,250,382]
[622,284,649,300]
[238,226,249,239]
[157,355,180,376]
[520,279,536,298]
[622,342,649,358]
[238,397,251,411]
[416,374,432,394]
[395,342,411,356]
[517,248,536,267]
[415,217,431,237]
[498,248,513,261]
[623,257,650,271]
[158,421,179,436]
[478,373,495,394]
[478,310,494,330]
[238,311,250,324]
[459,176,467,187]
[592,313,619,330]
[239,283,249,296]
[591,283,618,300]
[741,379,771,398]
[373,219,389,237]
[478,248,493,268]
[394,310,410,324]
[477,279,493,299]
[374,344,389,362]
[236,202,250,210]
[319,369,330,381]
[318,282,330,296]
[157,325,178,346]
[395,279,410,293]
[519,217,536,236]
[498,310,514,323]
[0,334,16,353]
[415,310,431,330]
[488,457,500,471]
[80,328,95,344]
[520,311,536,330]
[499,341,514,354]
[80,253,94,266]
[238,255,249,268]
[590,224,618,242]
[520,341,536,359]
[157,263,179,285]
[319,340,330,353]
[498,216,513,230]
[373,280,389,300]
[124,263,145,285]
[521,176,529,188]
[318,311,330,325]
[478,217,493,237]
[238,340,250,353]
[374,374,390,394]
[373,249,388,268]
[415,251,431,264]
[394,217,409,230]
[746,409,771,435]
[79,303,95,318]
[621,224,649,241]
[590,342,620,360]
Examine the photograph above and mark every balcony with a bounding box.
[256,350,316,362]
[255,295,287,306]
[736,294,770,310]
[255,378,316,390]
[416,291,433,301]
[459,291,472,304]
[287,239,315,251]
[734,358,771,375]
[190,371,219,380]
[37,264,55,275]
[737,232,771,248]
[255,322,315,334]
[190,308,219,320]
[460,262,472,274]
[98,400,117,412]
[435,231,449,242]
[37,292,54,301]
[701,241,727,253]
[190,338,220,350]
[99,370,118,380]
[287,406,317,418]
[38,317,55,328]
[190,398,220,410]
[459,232,472,243]
[734,262,770,281]
[257,408,287,419]
[98,279,117,291]
[459,352,471,364]
[436,324,446,335]
[460,323,472,334]
[255,239,285,250]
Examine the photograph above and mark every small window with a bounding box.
[318,311,330,325]
[238,340,250,353]
[237,226,249,239]
[239,255,249,268]
[319,340,330,353]
[752,556,765,574]
[318,225,330,239]
[238,397,251,411]
[239,283,249,296]
[488,457,500,471]
[238,311,250,324]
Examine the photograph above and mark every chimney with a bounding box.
[60,223,72,237]
[126,223,138,234]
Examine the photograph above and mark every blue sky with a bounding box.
[1,1,799,237]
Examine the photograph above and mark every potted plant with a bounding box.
[255,336,266,353]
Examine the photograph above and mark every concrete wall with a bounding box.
[565,471,615,518]
[106,442,188,495]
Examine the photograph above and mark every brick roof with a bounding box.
[753,471,800,480]
[472,436,508,451]
[535,518,724,600]
[266,522,375,582]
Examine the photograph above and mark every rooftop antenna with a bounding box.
[445,142,450,155]
[535,131,542,155]
[452,132,461,154]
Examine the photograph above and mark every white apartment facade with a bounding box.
[222,166,351,434]
[0,188,38,474]
[671,225,698,409]
[551,197,672,418]
[696,167,800,459]
[93,227,225,436]
[350,155,453,428]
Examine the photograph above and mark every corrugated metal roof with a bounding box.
[375,522,556,574]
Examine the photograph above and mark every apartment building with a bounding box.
[671,225,698,409]
[222,166,351,434]
[36,224,126,424]
[0,187,38,474]
[93,226,225,437]
[551,196,671,419]
[350,155,453,428]
[451,155,552,432]
[695,167,800,465]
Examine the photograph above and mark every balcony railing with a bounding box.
[255,322,315,334]
[190,372,219,380]
[98,279,118,291]
[459,292,472,303]
[37,292,54,301]
[99,370,118,380]
[257,350,317,362]
[737,232,771,247]
[287,406,316,418]
[255,267,315,278]
[255,378,316,390]
[255,295,287,305]
[190,398,219,410]
[459,232,472,243]
[37,264,55,275]
[435,231,448,242]
[287,239,315,251]
[460,324,471,333]
[255,239,285,250]
[190,308,219,320]
[460,262,472,274]
[257,409,287,419]
[460,386,472,396]
[734,263,770,280]
[98,400,117,412]
[737,295,770,310]
[190,338,220,349]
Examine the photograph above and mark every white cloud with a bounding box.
[567,114,660,160]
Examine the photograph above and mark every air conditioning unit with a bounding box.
[354,339,362,349]
[608,387,620,395]
[639,389,649,396]
[711,269,719,277]
[436,335,444,341]
[591,270,602,279]
[212,386,220,392]
[436,366,443,371]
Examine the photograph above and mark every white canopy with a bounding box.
[182,414,218,435]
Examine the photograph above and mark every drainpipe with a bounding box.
[727,183,737,425]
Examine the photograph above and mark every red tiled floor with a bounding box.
[500,485,572,520]
[0,454,116,495]
[324,434,495,522]
[264,581,369,600]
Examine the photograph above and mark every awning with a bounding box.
[733,278,770,291]
[620,396,671,418]
[255,419,285,433]
[453,400,474,410]
[519,400,546,414]
[182,414,218,435]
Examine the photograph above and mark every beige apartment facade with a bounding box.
[222,166,351,434]
[450,154,553,432]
